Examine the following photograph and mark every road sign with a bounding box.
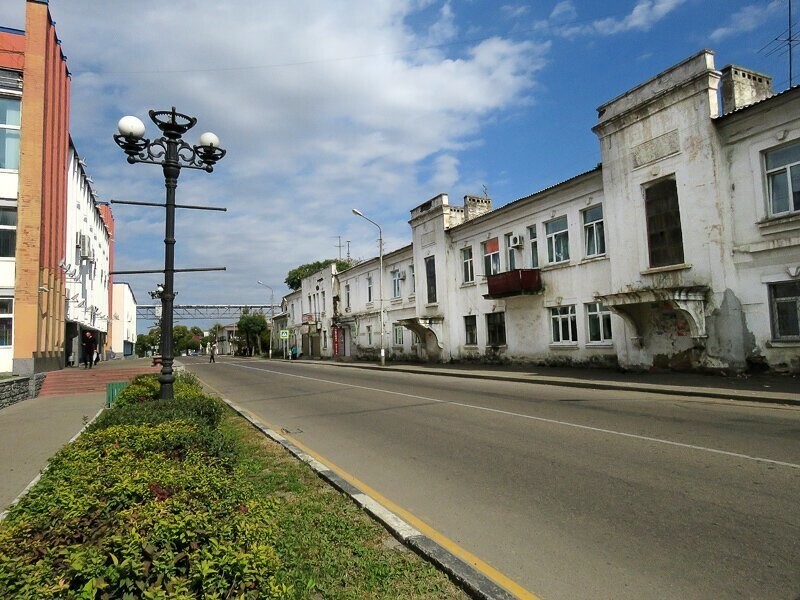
[280,329,289,340]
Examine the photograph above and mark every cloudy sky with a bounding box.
[0,0,793,330]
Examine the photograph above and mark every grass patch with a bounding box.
[0,374,467,599]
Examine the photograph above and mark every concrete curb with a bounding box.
[281,360,800,407]
[223,397,518,600]
[0,406,105,522]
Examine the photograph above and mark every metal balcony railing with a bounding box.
[484,269,543,299]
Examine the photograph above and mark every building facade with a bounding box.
[0,1,113,374]
[110,282,137,358]
[278,50,799,374]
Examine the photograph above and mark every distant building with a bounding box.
[110,282,137,358]
[279,50,799,374]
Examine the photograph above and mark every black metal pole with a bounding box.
[159,139,180,400]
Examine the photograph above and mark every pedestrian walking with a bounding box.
[81,331,96,369]
[209,343,216,363]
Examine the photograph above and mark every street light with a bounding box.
[256,280,275,359]
[352,208,385,367]
[114,108,226,400]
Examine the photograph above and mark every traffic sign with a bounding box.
[279,329,289,340]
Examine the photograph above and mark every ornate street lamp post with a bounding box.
[352,208,385,367]
[114,108,226,399]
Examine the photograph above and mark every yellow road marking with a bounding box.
[201,379,539,600]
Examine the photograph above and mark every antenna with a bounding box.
[334,235,346,260]
[346,240,351,261]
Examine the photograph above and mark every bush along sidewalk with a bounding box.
[0,373,467,599]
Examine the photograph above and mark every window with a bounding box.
[322,330,328,349]
[765,142,800,216]
[483,237,500,275]
[464,315,477,345]
[393,324,404,346]
[504,233,517,270]
[545,216,569,263]
[0,298,11,345]
[769,281,800,341]
[321,291,325,316]
[486,312,506,345]
[367,275,373,303]
[409,264,415,294]
[586,302,612,343]
[550,305,577,343]
[345,283,351,309]
[0,97,21,170]
[0,207,16,257]
[461,247,475,283]
[645,179,684,268]
[391,270,402,298]
[425,256,437,303]
[583,205,605,257]
[528,225,539,268]
[366,325,373,346]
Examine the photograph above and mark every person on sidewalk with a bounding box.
[81,331,97,369]
[209,343,216,363]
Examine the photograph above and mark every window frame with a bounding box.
[585,302,613,344]
[482,238,500,275]
[765,141,800,217]
[344,283,351,309]
[0,297,11,346]
[0,206,17,258]
[486,312,506,346]
[464,315,477,346]
[0,96,21,171]
[391,269,402,299]
[424,255,437,304]
[504,233,517,271]
[545,216,570,264]
[582,204,606,258]
[366,275,373,303]
[366,324,373,346]
[644,178,685,268]
[393,324,404,346]
[550,305,578,344]
[461,246,475,284]
[768,281,800,341]
[528,225,539,268]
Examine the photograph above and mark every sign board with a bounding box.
[279,329,289,340]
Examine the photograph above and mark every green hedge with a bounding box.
[0,372,465,599]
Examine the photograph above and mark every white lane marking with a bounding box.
[223,361,800,470]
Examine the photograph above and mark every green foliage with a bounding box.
[0,371,466,599]
[284,259,351,291]
[237,310,268,355]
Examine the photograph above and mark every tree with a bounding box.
[285,259,352,291]
[237,309,268,355]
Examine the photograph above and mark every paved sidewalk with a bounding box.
[288,358,800,405]
[0,391,104,513]
[0,358,167,515]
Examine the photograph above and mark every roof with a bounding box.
[714,84,800,121]
[447,165,603,234]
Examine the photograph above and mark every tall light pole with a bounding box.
[114,108,226,400]
[256,280,275,359]
[352,208,385,367]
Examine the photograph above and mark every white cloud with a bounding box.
[32,1,546,312]
[551,0,688,38]
[710,1,782,42]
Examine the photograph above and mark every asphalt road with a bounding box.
[186,357,800,600]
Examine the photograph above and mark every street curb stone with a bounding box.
[223,397,518,599]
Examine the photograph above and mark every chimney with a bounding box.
[463,195,492,221]
[720,65,773,114]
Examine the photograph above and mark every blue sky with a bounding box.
[0,1,794,331]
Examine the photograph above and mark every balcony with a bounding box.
[484,269,543,299]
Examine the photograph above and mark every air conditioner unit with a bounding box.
[510,234,524,248]
[398,271,407,280]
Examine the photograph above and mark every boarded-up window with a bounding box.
[645,179,684,268]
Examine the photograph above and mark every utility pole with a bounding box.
[334,235,346,260]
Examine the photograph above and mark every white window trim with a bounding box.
[545,216,570,264]
[582,205,606,258]
[462,247,475,283]
[550,305,578,344]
